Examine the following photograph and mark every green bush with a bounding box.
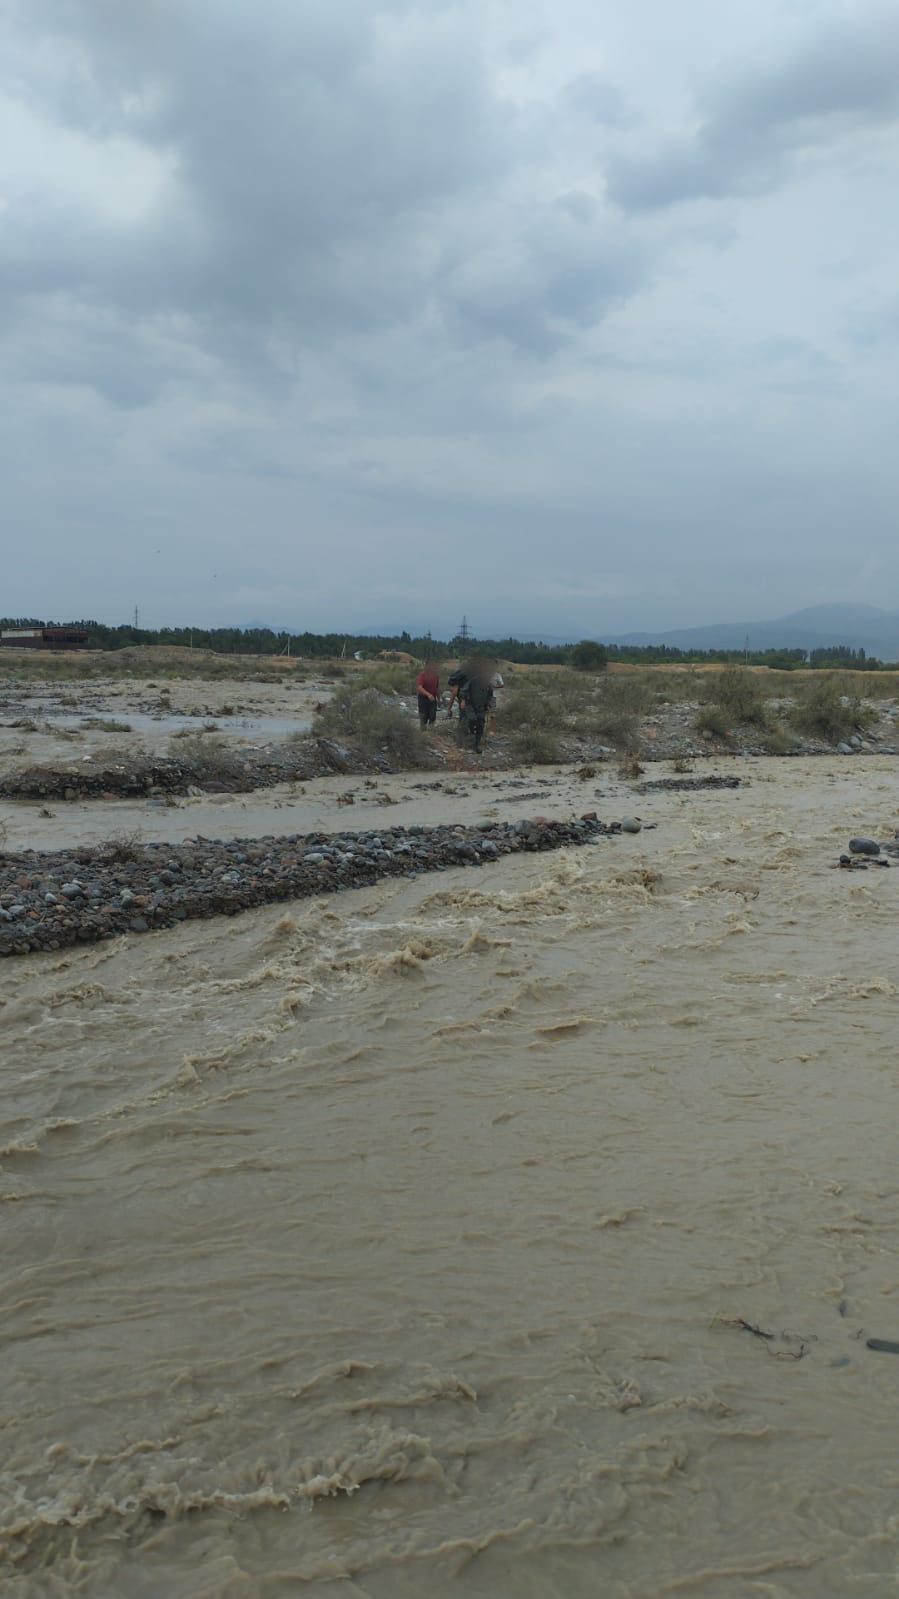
[570,640,608,672]
[314,683,422,762]
[499,679,561,732]
[756,723,796,754]
[513,726,561,763]
[367,662,417,695]
[703,667,768,726]
[585,708,638,748]
[500,671,641,749]
[790,677,875,742]
[598,674,656,716]
[696,705,732,739]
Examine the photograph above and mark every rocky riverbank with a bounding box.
[1,716,892,805]
[0,814,625,956]
[0,738,388,801]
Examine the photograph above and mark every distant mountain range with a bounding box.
[238,604,899,659]
[606,604,899,660]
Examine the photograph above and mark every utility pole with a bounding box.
[133,606,139,631]
[456,615,471,654]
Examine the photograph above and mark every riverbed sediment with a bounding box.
[0,815,616,955]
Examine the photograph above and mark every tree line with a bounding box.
[0,620,893,669]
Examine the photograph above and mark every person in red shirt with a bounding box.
[416,663,440,727]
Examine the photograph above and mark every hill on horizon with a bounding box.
[607,603,899,660]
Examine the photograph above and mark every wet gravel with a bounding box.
[636,775,742,794]
[0,815,619,957]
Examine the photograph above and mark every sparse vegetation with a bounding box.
[513,726,562,763]
[695,705,733,739]
[756,724,796,755]
[499,671,645,752]
[166,732,237,768]
[102,829,145,864]
[617,755,645,779]
[80,717,132,733]
[314,683,424,763]
[789,677,876,742]
[367,662,417,696]
[701,667,769,727]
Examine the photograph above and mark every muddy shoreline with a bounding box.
[0,728,889,804]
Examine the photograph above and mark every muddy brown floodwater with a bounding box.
[3,760,899,1597]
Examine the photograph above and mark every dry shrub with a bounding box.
[102,829,145,864]
[166,732,238,771]
[617,755,645,779]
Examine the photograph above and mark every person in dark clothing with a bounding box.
[447,660,494,753]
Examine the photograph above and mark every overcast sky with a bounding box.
[3,0,899,637]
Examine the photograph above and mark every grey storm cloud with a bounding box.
[3,0,899,634]
[3,0,642,385]
[609,8,899,210]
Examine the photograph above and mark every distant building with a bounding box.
[0,627,90,650]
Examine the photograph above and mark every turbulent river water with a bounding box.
[3,759,899,1597]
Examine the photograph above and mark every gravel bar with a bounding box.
[0,815,617,957]
[635,775,742,794]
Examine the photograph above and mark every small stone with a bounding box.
[619,817,642,834]
[849,837,880,856]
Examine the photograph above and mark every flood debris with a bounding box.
[714,1316,811,1359]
